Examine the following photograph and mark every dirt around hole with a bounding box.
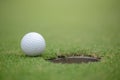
[47,55,101,64]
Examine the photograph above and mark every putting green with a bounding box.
[0,0,120,80]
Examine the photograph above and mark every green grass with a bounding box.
[0,0,120,80]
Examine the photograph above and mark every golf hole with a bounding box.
[47,55,101,64]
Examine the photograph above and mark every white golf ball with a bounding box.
[21,32,46,56]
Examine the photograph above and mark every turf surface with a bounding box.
[0,0,120,80]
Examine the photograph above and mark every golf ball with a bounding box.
[21,32,46,56]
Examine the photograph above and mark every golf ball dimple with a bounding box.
[21,32,46,56]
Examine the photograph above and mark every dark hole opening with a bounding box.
[47,55,101,64]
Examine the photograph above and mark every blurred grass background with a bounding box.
[0,0,119,48]
[0,0,120,55]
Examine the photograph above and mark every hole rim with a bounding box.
[47,55,101,64]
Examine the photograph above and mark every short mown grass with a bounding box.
[0,0,120,80]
